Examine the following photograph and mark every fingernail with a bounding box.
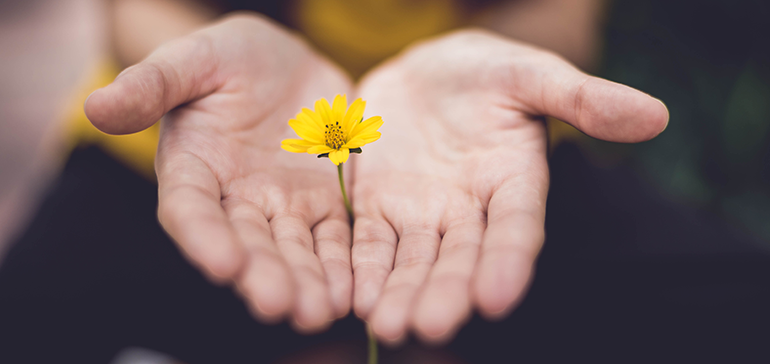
[292,317,308,330]
[652,97,670,131]
[489,306,507,315]
[381,332,407,347]
[254,300,283,317]
[423,326,450,339]
[484,300,513,319]
[114,65,133,81]
[84,91,94,109]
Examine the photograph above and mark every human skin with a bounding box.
[86,14,355,332]
[86,3,667,342]
[352,29,668,344]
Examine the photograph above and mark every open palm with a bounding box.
[351,29,669,343]
[86,14,353,332]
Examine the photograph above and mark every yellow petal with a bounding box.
[345,131,381,148]
[297,109,324,130]
[307,145,334,154]
[281,138,316,153]
[328,148,350,165]
[332,94,347,123]
[357,130,381,138]
[350,116,383,138]
[281,144,306,153]
[342,138,366,149]
[302,107,326,130]
[288,119,324,143]
[343,98,365,136]
[315,98,333,124]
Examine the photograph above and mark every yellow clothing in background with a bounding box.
[294,0,463,78]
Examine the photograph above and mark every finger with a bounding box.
[270,214,334,333]
[510,49,669,143]
[369,227,441,344]
[471,166,549,320]
[84,33,220,135]
[157,152,244,282]
[351,216,398,319]
[312,215,353,319]
[412,218,485,343]
[222,199,294,322]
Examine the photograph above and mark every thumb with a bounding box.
[84,36,220,135]
[513,52,669,143]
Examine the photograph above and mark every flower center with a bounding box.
[324,121,345,149]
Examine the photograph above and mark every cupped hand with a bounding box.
[85,14,354,332]
[351,29,668,344]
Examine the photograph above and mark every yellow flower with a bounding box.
[281,94,383,165]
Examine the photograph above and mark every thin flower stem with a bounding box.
[337,163,353,220]
[367,323,378,364]
[337,163,377,364]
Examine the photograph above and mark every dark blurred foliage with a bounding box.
[596,0,770,245]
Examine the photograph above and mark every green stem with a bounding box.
[336,163,377,364]
[367,323,378,364]
[337,163,353,220]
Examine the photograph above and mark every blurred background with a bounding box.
[1,0,768,363]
